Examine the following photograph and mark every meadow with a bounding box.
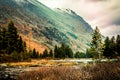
[16,61,120,80]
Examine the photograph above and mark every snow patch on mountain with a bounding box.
[14,0,27,4]
[55,8,77,15]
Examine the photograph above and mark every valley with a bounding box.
[0,0,120,80]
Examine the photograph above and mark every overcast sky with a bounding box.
[38,0,120,37]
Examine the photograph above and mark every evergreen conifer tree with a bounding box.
[31,48,39,58]
[1,28,7,50]
[103,37,111,57]
[90,27,103,59]
[54,45,58,58]
[6,21,19,54]
[17,36,24,53]
[65,46,73,58]
[49,49,53,58]
[0,29,2,50]
[43,49,48,58]
[116,35,120,56]
[109,36,116,58]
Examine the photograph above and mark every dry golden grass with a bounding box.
[17,62,120,80]
[6,59,77,67]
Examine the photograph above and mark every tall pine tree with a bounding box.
[49,49,53,58]
[6,21,19,54]
[43,49,48,58]
[0,29,2,50]
[103,35,120,58]
[90,27,103,59]
[103,36,111,57]
[54,45,58,58]
[1,28,7,50]
[109,36,116,58]
[116,35,120,56]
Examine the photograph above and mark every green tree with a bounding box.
[74,51,91,58]
[74,52,80,58]
[116,35,120,56]
[103,37,111,58]
[49,49,53,58]
[86,49,93,58]
[43,49,48,58]
[31,48,39,58]
[6,21,19,54]
[1,28,7,50]
[54,45,58,58]
[109,36,116,58]
[90,27,103,59]
[0,21,29,62]
[23,41,27,52]
[54,43,73,58]
[58,47,65,58]
[0,29,2,50]
[17,36,24,53]
[65,46,73,58]
[103,36,119,58]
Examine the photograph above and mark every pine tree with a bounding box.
[103,37,111,57]
[54,43,73,58]
[0,29,2,50]
[103,36,120,58]
[43,49,48,58]
[54,45,58,58]
[90,27,103,59]
[31,48,39,58]
[1,28,7,50]
[65,46,73,58]
[49,49,53,58]
[60,43,66,58]
[116,35,120,56]
[0,21,29,61]
[17,36,24,53]
[6,21,19,54]
[23,41,27,52]
[109,36,116,58]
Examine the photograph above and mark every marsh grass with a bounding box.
[17,62,120,80]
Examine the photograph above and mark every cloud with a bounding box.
[86,0,108,2]
[101,25,120,37]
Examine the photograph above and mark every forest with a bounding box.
[0,21,120,62]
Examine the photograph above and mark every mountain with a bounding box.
[0,0,93,52]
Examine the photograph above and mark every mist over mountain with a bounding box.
[0,0,93,52]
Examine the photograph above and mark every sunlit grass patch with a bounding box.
[17,62,120,80]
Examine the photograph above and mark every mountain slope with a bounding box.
[0,0,93,52]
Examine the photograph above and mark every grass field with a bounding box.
[16,62,120,80]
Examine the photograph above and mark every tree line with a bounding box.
[31,43,73,59]
[0,21,31,62]
[0,21,120,62]
[103,35,120,58]
[88,27,120,59]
